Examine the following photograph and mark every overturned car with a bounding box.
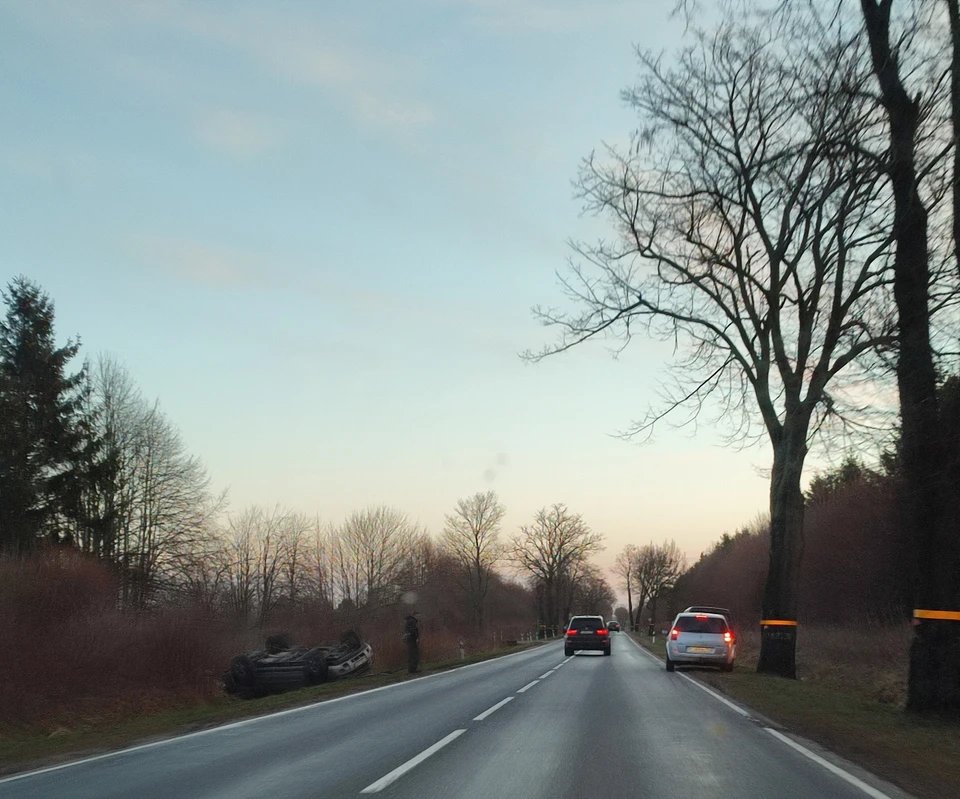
[224,630,373,698]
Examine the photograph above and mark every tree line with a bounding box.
[529,0,960,711]
[0,277,613,632]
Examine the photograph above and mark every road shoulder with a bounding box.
[627,633,950,799]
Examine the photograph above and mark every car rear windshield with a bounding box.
[568,617,604,631]
[674,615,726,634]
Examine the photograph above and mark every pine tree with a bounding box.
[0,276,88,552]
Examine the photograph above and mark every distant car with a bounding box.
[564,615,611,656]
[666,612,735,672]
[607,620,621,632]
[224,630,373,698]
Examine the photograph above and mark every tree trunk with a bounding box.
[626,581,634,631]
[861,0,960,713]
[757,419,808,678]
[949,0,960,275]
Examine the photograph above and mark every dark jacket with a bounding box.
[404,615,420,643]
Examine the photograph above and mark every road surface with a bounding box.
[0,634,905,799]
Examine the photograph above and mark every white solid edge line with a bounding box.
[473,696,514,721]
[676,672,750,717]
[626,635,894,799]
[626,636,749,717]
[0,644,549,786]
[360,729,466,794]
[516,680,539,693]
[764,728,892,799]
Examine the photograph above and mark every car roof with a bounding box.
[675,611,727,620]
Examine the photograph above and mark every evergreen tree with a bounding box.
[0,276,88,552]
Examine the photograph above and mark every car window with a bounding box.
[674,616,726,634]
[569,617,603,630]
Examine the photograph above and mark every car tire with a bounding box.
[722,662,734,673]
[665,655,675,672]
[603,647,611,656]
[564,647,574,657]
[303,648,329,685]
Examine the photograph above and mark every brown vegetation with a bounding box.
[666,474,910,629]
[0,550,536,734]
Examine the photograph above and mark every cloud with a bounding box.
[457,0,636,34]
[0,146,97,187]
[191,108,278,159]
[124,233,258,288]
[8,1,437,135]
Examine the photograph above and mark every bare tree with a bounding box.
[635,541,687,630]
[329,506,419,611]
[612,544,641,630]
[305,518,336,610]
[441,490,506,633]
[77,355,228,607]
[225,509,257,620]
[528,6,898,676]
[278,511,311,608]
[512,504,604,629]
[571,563,617,617]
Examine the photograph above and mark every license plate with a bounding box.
[688,646,712,653]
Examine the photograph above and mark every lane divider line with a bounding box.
[516,680,539,693]
[764,729,893,799]
[473,697,513,721]
[360,729,466,794]
[0,645,552,787]
[539,671,553,679]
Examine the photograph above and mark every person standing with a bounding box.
[403,611,421,674]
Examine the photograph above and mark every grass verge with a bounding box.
[631,632,960,799]
[0,642,543,777]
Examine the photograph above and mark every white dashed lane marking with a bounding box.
[473,697,514,721]
[360,730,466,794]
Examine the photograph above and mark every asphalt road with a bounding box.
[0,634,903,799]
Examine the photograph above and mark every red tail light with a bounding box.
[566,629,577,636]
[723,631,734,644]
[670,628,679,639]
[596,628,608,636]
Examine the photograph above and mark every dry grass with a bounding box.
[731,623,912,705]
[0,553,538,744]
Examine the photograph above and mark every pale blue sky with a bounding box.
[0,0,774,572]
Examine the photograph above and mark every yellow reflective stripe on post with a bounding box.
[760,619,798,626]
[913,609,960,621]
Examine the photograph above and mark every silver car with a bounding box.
[665,612,735,672]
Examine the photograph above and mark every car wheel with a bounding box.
[722,662,734,673]
[303,648,329,685]
[665,655,675,672]
[564,647,574,657]
[603,647,611,656]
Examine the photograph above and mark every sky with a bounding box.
[0,0,787,578]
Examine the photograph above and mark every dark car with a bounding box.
[224,630,373,698]
[564,615,611,656]
[607,620,621,632]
